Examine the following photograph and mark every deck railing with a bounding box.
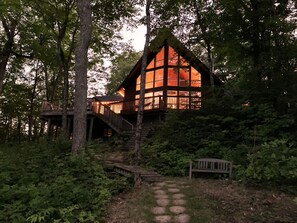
[109,95,165,114]
[41,98,93,112]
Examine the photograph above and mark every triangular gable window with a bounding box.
[135,44,202,110]
[136,47,165,91]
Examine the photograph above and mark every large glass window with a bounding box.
[168,68,178,86]
[155,69,163,88]
[156,47,165,67]
[168,46,178,66]
[180,55,189,66]
[147,59,154,69]
[191,67,201,87]
[179,68,190,87]
[145,71,154,89]
[179,97,189,109]
[134,44,202,112]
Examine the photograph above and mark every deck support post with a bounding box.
[67,118,71,139]
[47,119,52,137]
[88,117,94,141]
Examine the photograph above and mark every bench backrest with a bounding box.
[192,158,232,172]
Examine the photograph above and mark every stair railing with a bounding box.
[92,101,134,132]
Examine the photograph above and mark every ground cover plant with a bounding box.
[141,103,297,190]
[0,138,129,223]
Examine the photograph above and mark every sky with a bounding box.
[122,25,146,51]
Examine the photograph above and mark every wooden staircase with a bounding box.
[122,123,153,150]
[93,102,154,150]
[92,101,134,133]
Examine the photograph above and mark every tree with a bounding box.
[216,0,297,108]
[135,0,151,159]
[71,0,92,156]
[106,48,142,95]
[0,0,33,95]
[151,0,220,92]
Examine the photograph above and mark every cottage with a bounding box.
[41,31,222,140]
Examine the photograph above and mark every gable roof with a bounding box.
[117,30,222,91]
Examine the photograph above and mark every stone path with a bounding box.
[151,180,190,223]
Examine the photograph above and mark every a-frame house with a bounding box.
[41,31,222,139]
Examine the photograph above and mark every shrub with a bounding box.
[142,141,194,176]
[245,139,297,185]
[0,139,124,223]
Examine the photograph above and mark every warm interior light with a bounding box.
[118,88,125,97]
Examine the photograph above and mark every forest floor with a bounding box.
[106,177,297,223]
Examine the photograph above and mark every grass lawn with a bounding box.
[107,177,297,223]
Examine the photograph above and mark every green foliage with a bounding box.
[142,103,297,187]
[245,139,297,185]
[106,48,142,95]
[142,141,193,176]
[0,139,126,222]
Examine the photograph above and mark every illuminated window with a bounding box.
[190,91,201,110]
[179,97,189,109]
[191,91,201,97]
[191,97,201,109]
[134,43,203,112]
[179,91,189,97]
[147,59,155,69]
[191,67,201,87]
[155,47,164,67]
[168,46,178,66]
[180,55,189,66]
[136,76,141,91]
[146,71,154,89]
[168,68,178,86]
[179,68,190,87]
[155,69,164,87]
[167,97,177,109]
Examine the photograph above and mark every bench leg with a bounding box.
[189,160,192,180]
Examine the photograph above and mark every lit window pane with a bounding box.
[191,67,201,87]
[168,68,178,86]
[179,68,190,87]
[191,91,201,97]
[167,97,177,109]
[191,97,201,110]
[179,91,189,96]
[179,97,189,109]
[154,91,163,96]
[136,76,141,91]
[145,71,154,89]
[147,59,154,69]
[155,47,164,67]
[180,55,189,66]
[155,69,164,87]
[168,90,177,96]
[168,46,178,66]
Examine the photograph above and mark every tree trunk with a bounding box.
[71,0,92,156]
[207,44,215,94]
[134,0,151,159]
[0,17,17,95]
[28,67,38,141]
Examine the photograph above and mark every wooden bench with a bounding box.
[189,158,232,179]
